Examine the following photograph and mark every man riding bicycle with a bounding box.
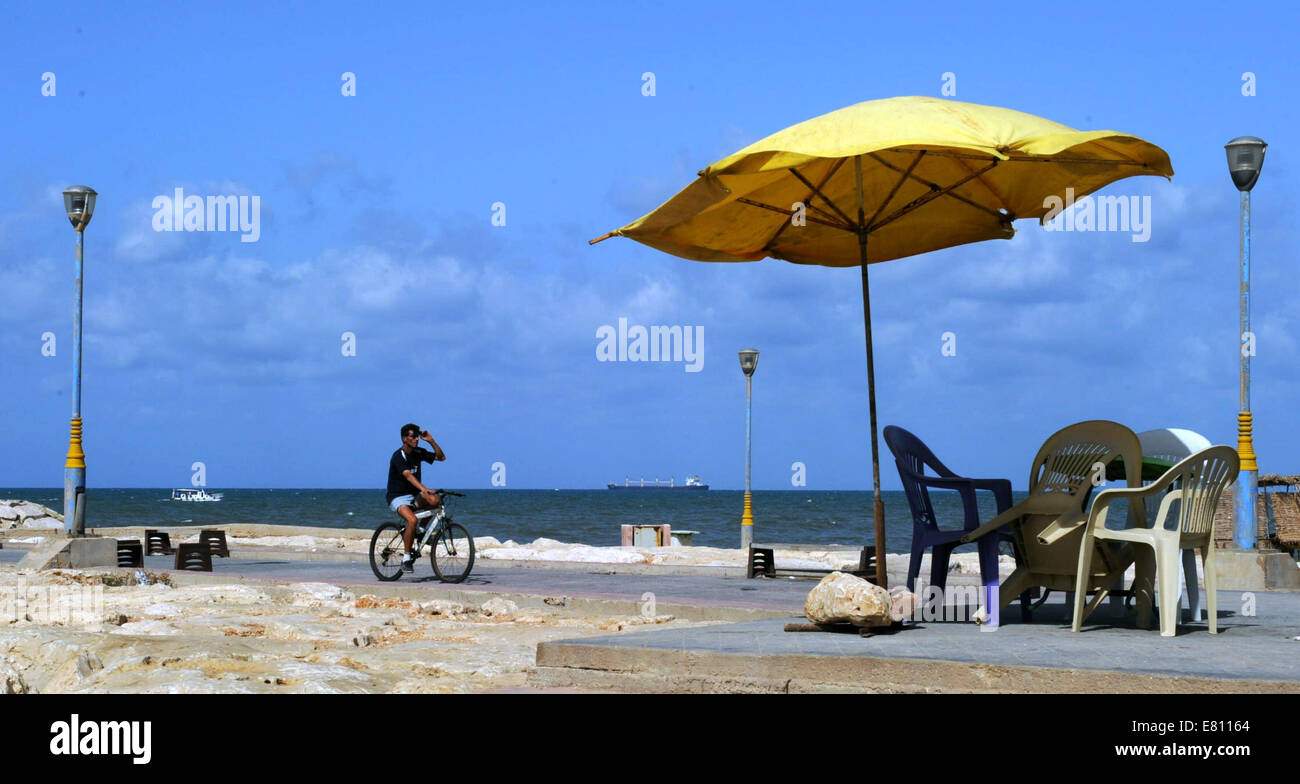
[386,423,446,573]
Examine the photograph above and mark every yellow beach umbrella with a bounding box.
[591,96,1172,586]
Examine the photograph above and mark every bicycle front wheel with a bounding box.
[431,523,475,583]
[370,522,407,581]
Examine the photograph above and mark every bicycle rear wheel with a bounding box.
[431,523,475,583]
[370,522,407,581]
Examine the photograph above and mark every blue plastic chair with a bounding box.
[884,425,1026,622]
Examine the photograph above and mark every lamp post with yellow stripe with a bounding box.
[1225,138,1265,550]
[738,348,759,548]
[62,186,97,536]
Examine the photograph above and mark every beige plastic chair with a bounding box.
[963,420,1145,623]
[1071,446,1239,636]
[1137,428,1214,621]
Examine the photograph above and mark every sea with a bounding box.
[1,488,1025,553]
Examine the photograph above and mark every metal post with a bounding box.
[741,373,754,548]
[64,229,87,535]
[1235,190,1257,549]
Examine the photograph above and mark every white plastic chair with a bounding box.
[1137,428,1212,621]
[1070,446,1238,636]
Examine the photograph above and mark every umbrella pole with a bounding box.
[859,241,887,588]
[855,156,888,589]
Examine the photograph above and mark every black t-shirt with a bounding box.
[386,447,437,503]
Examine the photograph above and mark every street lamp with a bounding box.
[1225,137,1265,550]
[62,185,97,535]
[738,348,759,548]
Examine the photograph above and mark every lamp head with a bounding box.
[62,186,98,231]
[1225,137,1267,192]
[738,348,759,377]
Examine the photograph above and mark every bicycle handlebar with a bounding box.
[434,489,465,498]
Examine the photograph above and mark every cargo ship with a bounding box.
[607,475,708,490]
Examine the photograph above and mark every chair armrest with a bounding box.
[1038,485,1159,545]
[914,475,1013,528]
[1035,508,1089,545]
[965,478,1014,513]
[963,478,1012,491]
[959,492,1084,544]
[956,504,1021,544]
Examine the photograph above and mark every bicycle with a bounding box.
[370,490,475,583]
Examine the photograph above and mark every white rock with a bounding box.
[419,600,468,616]
[480,598,518,617]
[142,603,183,619]
[183,585,268,605]
[290,583,354,604]
[10,502,63,523]
[112,620,181,636]
[20,517,66,530]
[804,572,894,628]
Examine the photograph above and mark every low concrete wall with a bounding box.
[1215,549,1300,590]
[17,536,118,570]
[530,641,1300,694]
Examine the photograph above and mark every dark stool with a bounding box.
[173,543,212,571]
[747,546,775,578]
[852,546,878,580]
[117,539,144,567]
[144,530,174,555]
[200,529,230,558]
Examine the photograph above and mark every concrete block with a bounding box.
[17,536,118,570]
[1214,548,1300,591]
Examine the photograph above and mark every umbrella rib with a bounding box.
[865,151,925,230]
[952,156,1014,216]
[736,198,857,233]
[867,160,1000,232]
[788,162,855,228]
[893,148,1153,167]
[1007,156,1153,166]
[868,153,1006,222]
[761,159,850,250]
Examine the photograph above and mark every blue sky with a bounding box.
[1,1,1297,490]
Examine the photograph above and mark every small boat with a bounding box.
[607,475,708,490]
[171,488,223,502]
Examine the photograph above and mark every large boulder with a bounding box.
[0,499,64,529]
[804,571,897,627]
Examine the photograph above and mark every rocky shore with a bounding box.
[0,568,701,694]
